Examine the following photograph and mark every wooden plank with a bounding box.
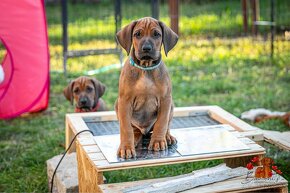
[89,153,106,161]
[67,106,219,123]
[93,143,264,171]
[66,115,94,153]
[66,111,117,122]
[208,106,257,132]
[242,130,264,142]
[238,137,256,144]
[262,130,290,151]
[183,176,287,193]
[122,166,248,193]
[83,145,101,153]
[95,151,264,171]
[78,137,96,146]
[65,117,76,153]
[94,160,110,167]
[76,140,103,193]
[230,131,243,138]
[172,106,214,117]
[66,115,90,133]
[99,167,287,193]
[224,154,263,168]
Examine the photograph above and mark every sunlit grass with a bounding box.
[49,36,290,74]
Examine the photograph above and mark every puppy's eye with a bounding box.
[86,86,93,93]
[134,31,141,38]
[153,31,161,38]
[73,88,79,94]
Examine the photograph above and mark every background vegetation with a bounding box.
[0,0,289,192]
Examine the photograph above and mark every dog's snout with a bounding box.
[142,43,152,52]
[80,97,88,105]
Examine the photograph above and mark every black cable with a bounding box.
[50,129,93,193]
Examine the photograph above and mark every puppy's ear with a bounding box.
[116,21,137,55]
[159,21,179,56]
[63,80,75,105]
[91,78,106,99]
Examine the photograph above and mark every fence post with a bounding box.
[152,0,160,20]
[270,0,275,58]
[115,0,121,34]
[241,0,248,34]
[115,0,123,66]
[250,0,259,36]
[61,0,68,76]
[169,0,179,35]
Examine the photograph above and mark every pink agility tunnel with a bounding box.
[0,0,50,119]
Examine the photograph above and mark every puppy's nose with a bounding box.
[142,44,152,52]
[80,98,88,105]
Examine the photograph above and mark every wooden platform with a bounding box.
[99,166,288,193]
[65,106,272,192]
[262,130,290,151]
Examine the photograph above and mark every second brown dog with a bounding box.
[64,76,107,112]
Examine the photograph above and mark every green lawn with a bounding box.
[0,0,289,192]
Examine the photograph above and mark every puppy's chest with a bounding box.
[134,75,158,94]
[132,75,160,116]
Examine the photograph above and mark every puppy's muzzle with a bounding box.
[142,43,152,52]
[78,96,90,108]
[140,42,156,60]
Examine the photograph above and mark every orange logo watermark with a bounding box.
[246,156,282,178]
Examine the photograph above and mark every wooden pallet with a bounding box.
[66,106,264,153]
[99,166,288,193]
[262,130,290,151]
[64,106,274,192]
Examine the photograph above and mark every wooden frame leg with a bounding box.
[76,140,103,193]
[279,186,288,193]
[66,121,76,153]
[224,154,264,168]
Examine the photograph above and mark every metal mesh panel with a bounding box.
[85,113,220,136]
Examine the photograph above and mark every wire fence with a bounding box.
[1,0,289,74]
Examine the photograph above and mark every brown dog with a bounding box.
[255,157,274,178]
[63,76,107,112]
[115,17,178,159]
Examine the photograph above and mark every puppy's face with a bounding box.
[116,17,178,59]
[72,78,96,109]
[132,18,163,61]
[63,76,105,111]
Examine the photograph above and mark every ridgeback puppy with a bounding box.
[115,17,179,159]
[63,76,107,112]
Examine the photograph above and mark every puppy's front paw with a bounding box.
[117,143,136,159]
[148,137,167,151]
[166,133,177,145]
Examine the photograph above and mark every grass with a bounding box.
[1,0,290,192]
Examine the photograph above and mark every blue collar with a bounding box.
[129,56,162,71]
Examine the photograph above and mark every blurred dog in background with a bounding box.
[241,108,289,127]
[63,76,107,112]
